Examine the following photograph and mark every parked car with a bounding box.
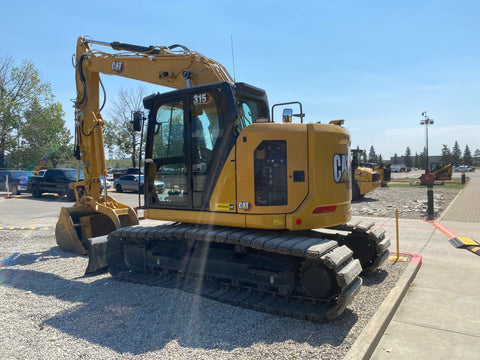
[390,164,405,172]
[112,167,144,180]
[99,175,112,191]
[454,165,475,172]
[0,170,35,195]
[114,174,164,194]
[27,168,84,201]
[392,164,409,172]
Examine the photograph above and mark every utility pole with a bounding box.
[420,111,434,173]
[420,111,435,219]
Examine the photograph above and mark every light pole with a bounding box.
[420,111,434,173]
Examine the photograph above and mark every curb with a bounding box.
[344,252,422,360]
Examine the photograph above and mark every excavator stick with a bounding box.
[55,203,139,273]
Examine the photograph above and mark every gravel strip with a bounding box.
[0,229,408,360]
[351,186,459,219]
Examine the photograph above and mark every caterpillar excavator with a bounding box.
[350,149,382,200]
[55,36,390,322]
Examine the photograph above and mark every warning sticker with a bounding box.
[215,203,234,211]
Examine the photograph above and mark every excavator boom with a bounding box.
[56,37,234,264]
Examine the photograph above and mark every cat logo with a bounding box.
[333,153,350,183]
[112,61,124,74]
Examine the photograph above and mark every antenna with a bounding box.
[230,35,236,82]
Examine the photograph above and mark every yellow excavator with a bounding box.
[350,149,382,199]
[56,37,390,322]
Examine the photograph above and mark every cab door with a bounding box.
[144,85,231,211]
[146,94,191,209]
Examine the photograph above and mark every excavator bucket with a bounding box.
[85,235,109,274]
[55,204,139,273]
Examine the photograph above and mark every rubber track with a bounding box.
[331,219,391,274]
[107,224,363,322]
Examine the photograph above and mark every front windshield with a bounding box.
[12,171,34,177]
[64,169,84,180]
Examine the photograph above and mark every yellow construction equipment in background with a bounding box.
[350,149,382,200]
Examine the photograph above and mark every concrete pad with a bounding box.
[408,259,480,294]
[393,284,480,336]
[350,212,480,360]
[344,253,422,360]
[370,320,480,360]
[440,220,480,242]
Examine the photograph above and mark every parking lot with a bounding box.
[0,191,144,228]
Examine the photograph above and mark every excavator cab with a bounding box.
[142,81,269,212]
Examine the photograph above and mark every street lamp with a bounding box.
[420,111,434,173]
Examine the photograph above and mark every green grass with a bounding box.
[388,177,468,190]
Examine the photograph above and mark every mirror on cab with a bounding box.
[132,111,144,132]
[282,108,293,123]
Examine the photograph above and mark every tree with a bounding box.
[393,153,398,164]
[362,149,367,162]
[378,154,383,165]
[463,145,472,166]
[419,147,426,170]
[404,147,412,167]
[368,145,377,163]
[474,149,480,167]
[414,152,420,168]
[104,86,148,167]
[0,56,52,168]
[9,101,71,169]
[451,141,462,166]
[440,144,451,164]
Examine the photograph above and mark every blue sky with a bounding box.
[2,0,479,159]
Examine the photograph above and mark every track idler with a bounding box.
[331,219,391,274]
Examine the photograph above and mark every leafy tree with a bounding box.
[9,101,71,169]
[104,86,148,167]
[451,141,462,166]
[404,147,412,167]
[463,145,472,166]
[0,56,53,168]
[393,153,398,164]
